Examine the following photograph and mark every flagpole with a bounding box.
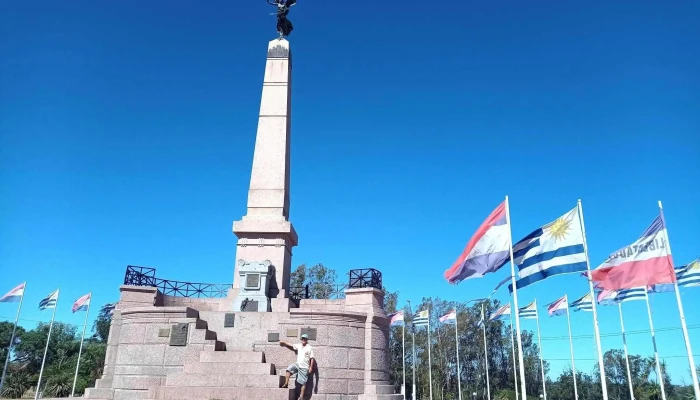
[504,196,527,398]
[534,305,547,400]
[428,308,433,400]
[35,290,59,400]
[71,294,91,397]
[482,304,491,400]
[402,316,406,399]
[643,289,667,400]
[0,282,26,392]
[455,310,462,400]
[617,303,635,400]
[408,301,416,400]
[577,199,609,400]
[564,295,579,400]
[658,200,700,399]
[509,307,519,400]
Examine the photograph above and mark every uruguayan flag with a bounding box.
[39,289,59,310]
[413,310,429,327]
[614,287,647,303]
[519,300,538,319]
[570,293,593,312]
[652,259,700,292]
[510,207,587,291]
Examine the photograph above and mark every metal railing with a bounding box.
[289,284,349,300]
[348,268,382,290]
[123,266,233,298]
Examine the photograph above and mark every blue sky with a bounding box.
[1,0,699,385]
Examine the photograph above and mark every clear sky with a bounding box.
[1,0,699,385]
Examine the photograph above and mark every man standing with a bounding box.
[280,334,315,400]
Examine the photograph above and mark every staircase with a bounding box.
[152,350,291,400]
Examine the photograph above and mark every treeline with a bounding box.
[0,306,111,398]
[384,295,698,400]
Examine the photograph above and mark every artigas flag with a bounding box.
[444,201,510,284]
[72,293,91,313]
[0,283,25,303]
[547,295,568,317]
[389,311,404,327]
[439,309,457,324]
[591,216,676,290]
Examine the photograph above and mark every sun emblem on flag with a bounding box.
[547,216,571,242]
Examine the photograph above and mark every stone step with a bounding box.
[199,350,264,363]
[165,372,284,388]
[94,377,113,388]
[156,386,291,400]
[190,328,217,343]
[358,395,404,400]
[184,361,275,375]
[84,387,114,399]
[203,339,226,351]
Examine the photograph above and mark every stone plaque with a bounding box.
[169,323,188,346]
[241,299,259,312]
[300,327,317,341]
[224,313,236,328]
[268,332,280,342]
[286,329,298,338]
[245,273,261,289]
[158,328,170,337]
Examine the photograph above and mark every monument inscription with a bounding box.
[169,323,188,346]
[224,313,236,327]
[300,327,317,341]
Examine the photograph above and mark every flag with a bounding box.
[0,282,25,303]
[519,300,538,319]
[39,289,59,310]
[597,288,618,305]
[444,202,510,284]
[72,293,91,313]
[614,287,647,303]
[489,304,511,321]
[439,309,457,324]
[570,293,593,312]
[477,307,485,328]
[652,259,700,292]
[389,311,404,327]
[101,302,117,315]
[547,295,568,316]
[414,310,429,327]
[591,215,676,290]
[489,276,511,298]
[510,207,587,291]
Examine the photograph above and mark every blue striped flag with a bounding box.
[510,207,587,291]
[413,310,429,327]
[615,287,647,303]
[39,289,59,310]
[570,293,593,312]
[519,300,538,319]
[651,259,700,292]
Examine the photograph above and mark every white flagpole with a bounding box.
[577,199,609,400]
[402,317,406,399]
[482,304,491,400]
[504,196,527,398]
[71,294,91,397]
[617,303,635,400]
[509,308,519,400]
[0,282,26,392]
[454,311,462,400]
[408,301,416,400]
[658,200,700,399]
[35,290,59,400]
[534,305,547,400]
[428,309,433,400]
[643,289,667,400]
[564,295,579,400]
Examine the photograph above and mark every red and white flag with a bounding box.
[591,216,676,290]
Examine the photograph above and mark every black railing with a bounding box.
[289,284,349,300]
[123,266,233,298]
[348,268,382,290]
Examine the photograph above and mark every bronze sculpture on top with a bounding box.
[267,0,296,37]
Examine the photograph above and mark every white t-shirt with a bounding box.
[293,343,314,369]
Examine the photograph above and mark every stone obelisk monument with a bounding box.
[232,38,297,310]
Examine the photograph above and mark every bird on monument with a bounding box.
[267,0,297,38]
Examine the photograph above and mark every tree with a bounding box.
[0,321,25,369]
[289,263,338,299]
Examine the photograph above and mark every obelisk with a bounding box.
[232,38,297,309]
